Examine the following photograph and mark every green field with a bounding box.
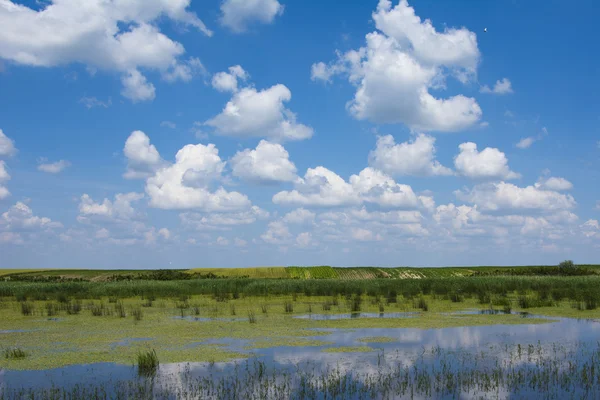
[2,264,599,281]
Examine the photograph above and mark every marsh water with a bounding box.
[2,312,600,399]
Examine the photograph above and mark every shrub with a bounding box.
[559,260,576,272]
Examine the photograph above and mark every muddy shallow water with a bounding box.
[2,314,600,399]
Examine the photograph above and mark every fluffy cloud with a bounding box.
[516,137,535,149]
[0,130,15,199]
[162,57,205,83]
[516,127,548,150]
[0,0,210,101]
[282,208,316,224]
[433,203,484,236]
[215,236,229,246]
[0,202,62,232]
[145,142,250,211]
[123,130,165,179]
[455,182,576,212]
[211,65,248,93]
[121,69,156,102]
[454,142,520,180]
[351,228,383,242]
[581,220,599,238]
[205,82,313,141]
[312,0,482,132]
[273,166,428,209]
[78,192,144,221]
[432,202,580,242]
[180,206,269,230]
[0,160,10,199]
[220,0,283,33]
[231,140,297,183]
[535,177,573,191]
[273,166,359,207]
[295,232,314,248]
[0,129,16,157]
[368,134,452,177]
[480,78,513,94]
[37,159,71,174]
[260,220,291,244]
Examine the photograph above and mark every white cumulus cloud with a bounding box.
[145,143,250,211]
[274,166,428,210]
[455,182,576,212]
[37,159,70,174]
[480,78,513,94]
[121,69,156,102]
[211,65,248,93]
[231,140,297,183]
[0,161,10,200]
[0,0,211,101]
[123,130,165,179]
[205,82,313,141]
[454,142,520,180]
[0,129,16,157]
[220,0,283,33]
[368,134,452,177]
[311,0,482,132]
[535,177,573,191]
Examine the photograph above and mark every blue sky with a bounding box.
[0,0,598,269]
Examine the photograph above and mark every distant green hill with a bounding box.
[1,264,598,281]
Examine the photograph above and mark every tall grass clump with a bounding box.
[413,296,429,311]
[449,292,464,303]
[137,349,159,376]
[115,301,126,318]
[90,303,106,316]
[248,311,256,324]
[284,301,293,313]
[132,307,143,321]
[20,302,34,316]
[261,305,268,314]
[45,302,58,316]
[386,290,397,304]
[3,347,27,360]
[350,295,362,313]
[66,300,82,315]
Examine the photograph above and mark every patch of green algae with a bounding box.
[322,346,373,353]
[244,338,332,350]
[357,336,397,343]
[0,294,563,370]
